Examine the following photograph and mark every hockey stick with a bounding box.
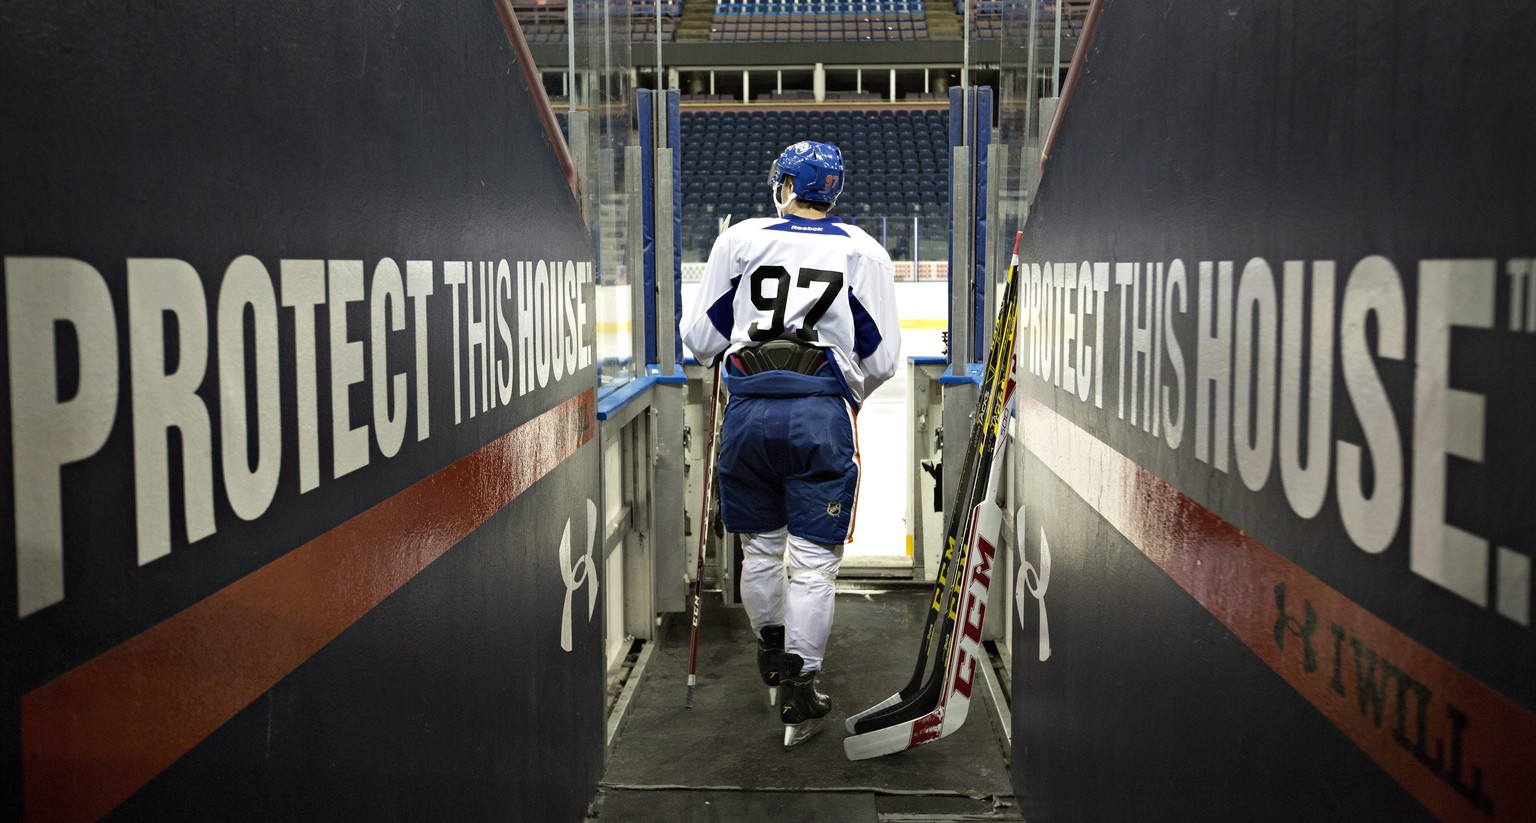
[843,419,1013,759]
[843,237,1020,732]
[685,360,725,708]
[843,265,1018,731]
[844,250,1021,758]
[685,213,733,709]
[845,232,1022,732]
[844,232,1023,737]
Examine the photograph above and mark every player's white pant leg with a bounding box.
[741,527,789,634]
[784,533,843,672]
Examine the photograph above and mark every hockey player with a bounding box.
[680,140,902,747]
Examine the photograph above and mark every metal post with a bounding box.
[1026,0,1038,143]
[566,0,576,119]
[913,216,920,272]
[655,149,676,372]
[987,142,1006,327]
[962,0,971,96]
[1053,0,1062,97]
[950,144,972,365]
[623,412,656,639]
[569,110,590,206]
[626,144,646,371]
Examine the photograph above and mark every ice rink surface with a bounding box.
[845,324,943,566]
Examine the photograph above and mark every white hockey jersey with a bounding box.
[681,214,902,408]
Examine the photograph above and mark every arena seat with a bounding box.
[632,0,683,40]
[710,0,927,42]
[677,106,951,261]
[957,0,1090,42]
[515,0,681,43]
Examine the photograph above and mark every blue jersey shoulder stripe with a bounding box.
[763,215,850,237]
[849,291,882,359]
[707,274,742,339]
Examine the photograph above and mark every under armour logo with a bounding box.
[558,499,599,653]
[1013,506,1052,662]
[827,501,842,517]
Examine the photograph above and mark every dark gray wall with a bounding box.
[1010,1,1535,821]
[1,1,602,819]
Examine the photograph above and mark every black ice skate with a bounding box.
[757,625,785,712]
[778,653,831,748]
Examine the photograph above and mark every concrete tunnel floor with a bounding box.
[590,588,1023,822]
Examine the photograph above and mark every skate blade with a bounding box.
[782,717,824,748]
[767,685,779,712]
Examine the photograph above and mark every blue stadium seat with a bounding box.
[678,104,951,251]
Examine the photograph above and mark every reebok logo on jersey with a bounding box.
[789,224,825,232]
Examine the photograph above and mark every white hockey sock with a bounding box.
[740,527,789,636]
[784,533,844,673]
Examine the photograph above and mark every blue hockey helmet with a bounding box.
[767,141,845,205]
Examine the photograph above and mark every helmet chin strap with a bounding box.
[772,181,794,218]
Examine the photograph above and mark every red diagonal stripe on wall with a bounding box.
[1020,394,1536,823]
[21,389,594,823]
